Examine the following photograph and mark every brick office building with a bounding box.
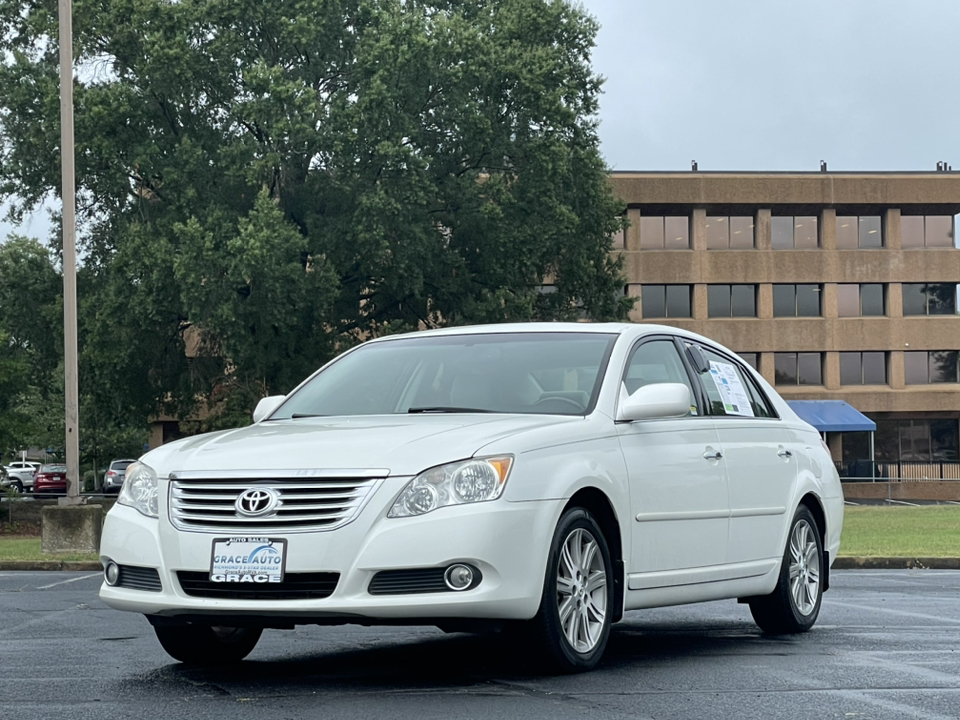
[609,171,960,479]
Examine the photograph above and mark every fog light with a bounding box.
[104,561,120,586]
[444,564,475,591]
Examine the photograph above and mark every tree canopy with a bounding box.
[0,0,630,441]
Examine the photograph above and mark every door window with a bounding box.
[623,339,698,414]
[691,345,776,418]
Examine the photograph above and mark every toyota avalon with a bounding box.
[99,323,843,672]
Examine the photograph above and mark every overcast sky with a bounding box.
[583,0,960,172]
[5,0,958,240]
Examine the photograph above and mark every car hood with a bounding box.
[142,414,581,477]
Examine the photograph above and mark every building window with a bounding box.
[707,284,757,317]
[836,215,883,248]
[641,285,692,318]
[837,283,885,317]
[640,216,690,249]
[902,283,958,315]
[904,351,960,384]
[901,215,956,248]
[774,352,823,385]
[773,284,822,317]
[737,352,758,370]
[706,216,755,249]
[874,419,960,462]
[771,216,818,249]
[839,352,887,385]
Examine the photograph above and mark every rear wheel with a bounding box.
[526,507,614,673]
[11,480,23,494]
[153,624,262,664]
[749,505,823,634]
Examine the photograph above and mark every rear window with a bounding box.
[41,465,66,473]
[111,461,134,470]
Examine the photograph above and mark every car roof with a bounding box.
[362,322,721,344]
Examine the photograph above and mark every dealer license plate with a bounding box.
[209,537,287,583]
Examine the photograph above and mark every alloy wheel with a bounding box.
[555,527,607,653]
[788,519,820,616]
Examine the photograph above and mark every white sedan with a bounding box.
[99,323,842,672]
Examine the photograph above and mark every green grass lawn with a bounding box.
[839,505,960,557]
[0,505,957,561]
[0,537,99,563]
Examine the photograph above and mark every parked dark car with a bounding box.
[102,459,136,494]
[33,464,67,494]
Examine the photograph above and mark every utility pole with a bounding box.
[59,0,80,506]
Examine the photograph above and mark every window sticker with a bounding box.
[708,361,755,417]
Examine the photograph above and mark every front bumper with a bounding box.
[99,495,563,623]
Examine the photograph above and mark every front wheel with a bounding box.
[749,505,824,634]
[526,507,614,673]
[153,624,263,664]
[11,481,23,494]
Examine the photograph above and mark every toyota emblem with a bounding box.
[235,487,280,517]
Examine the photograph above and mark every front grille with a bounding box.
[177,571,339,600]
[368,568,451,595]
[116,565,162,592]
[168,471,383,532]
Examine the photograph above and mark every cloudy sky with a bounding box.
[5,0,958,239]
[583,0,960,172]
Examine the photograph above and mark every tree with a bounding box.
[0,0,631,428]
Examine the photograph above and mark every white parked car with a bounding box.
[99,324,843,671]
[4,461,41,493]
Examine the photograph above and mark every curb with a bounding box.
[0,561,102,572]
[832,557,960,570]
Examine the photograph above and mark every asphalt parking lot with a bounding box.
[1,570,958,720]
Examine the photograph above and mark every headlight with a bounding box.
[387,456,513,518]
[116,462,159,518]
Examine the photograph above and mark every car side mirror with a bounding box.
[617,383,692,422]
[252,395,286,423]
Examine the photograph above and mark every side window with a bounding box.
[695,345,776,418]
[623,339,698,415]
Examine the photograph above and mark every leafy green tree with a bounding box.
[0,0,630,428]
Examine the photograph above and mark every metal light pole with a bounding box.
[59,0,80,506]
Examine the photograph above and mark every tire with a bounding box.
[526,507,614,673]
[749,505,824,634]
[153,624,262,664]
[12,481,23,494]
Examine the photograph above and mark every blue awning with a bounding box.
[786,400,876,433]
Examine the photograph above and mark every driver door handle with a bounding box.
[703,450,723,460]
[778,449,793,458]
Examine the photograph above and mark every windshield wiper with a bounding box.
[408,406,494,414]
[290,413,329,419]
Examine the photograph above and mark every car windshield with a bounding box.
[41,465,66,473]
[271,332,618,418]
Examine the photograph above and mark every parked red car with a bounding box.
[33,464,67,494]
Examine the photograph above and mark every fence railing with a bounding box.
[836,460,960,482]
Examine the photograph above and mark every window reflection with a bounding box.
[902,284,958,315]
[840,352,887,384]
[774,352,823,385]
[641,285,691,318]
[708,284,757,317]
[837,284,860,317]
[641,216,691,249]
[772,216,817,249]
[837,215,882,248]
[901,215,955,248]
[905,351,960,384]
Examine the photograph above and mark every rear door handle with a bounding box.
[703,450,723,460]
[778,449,793,458]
